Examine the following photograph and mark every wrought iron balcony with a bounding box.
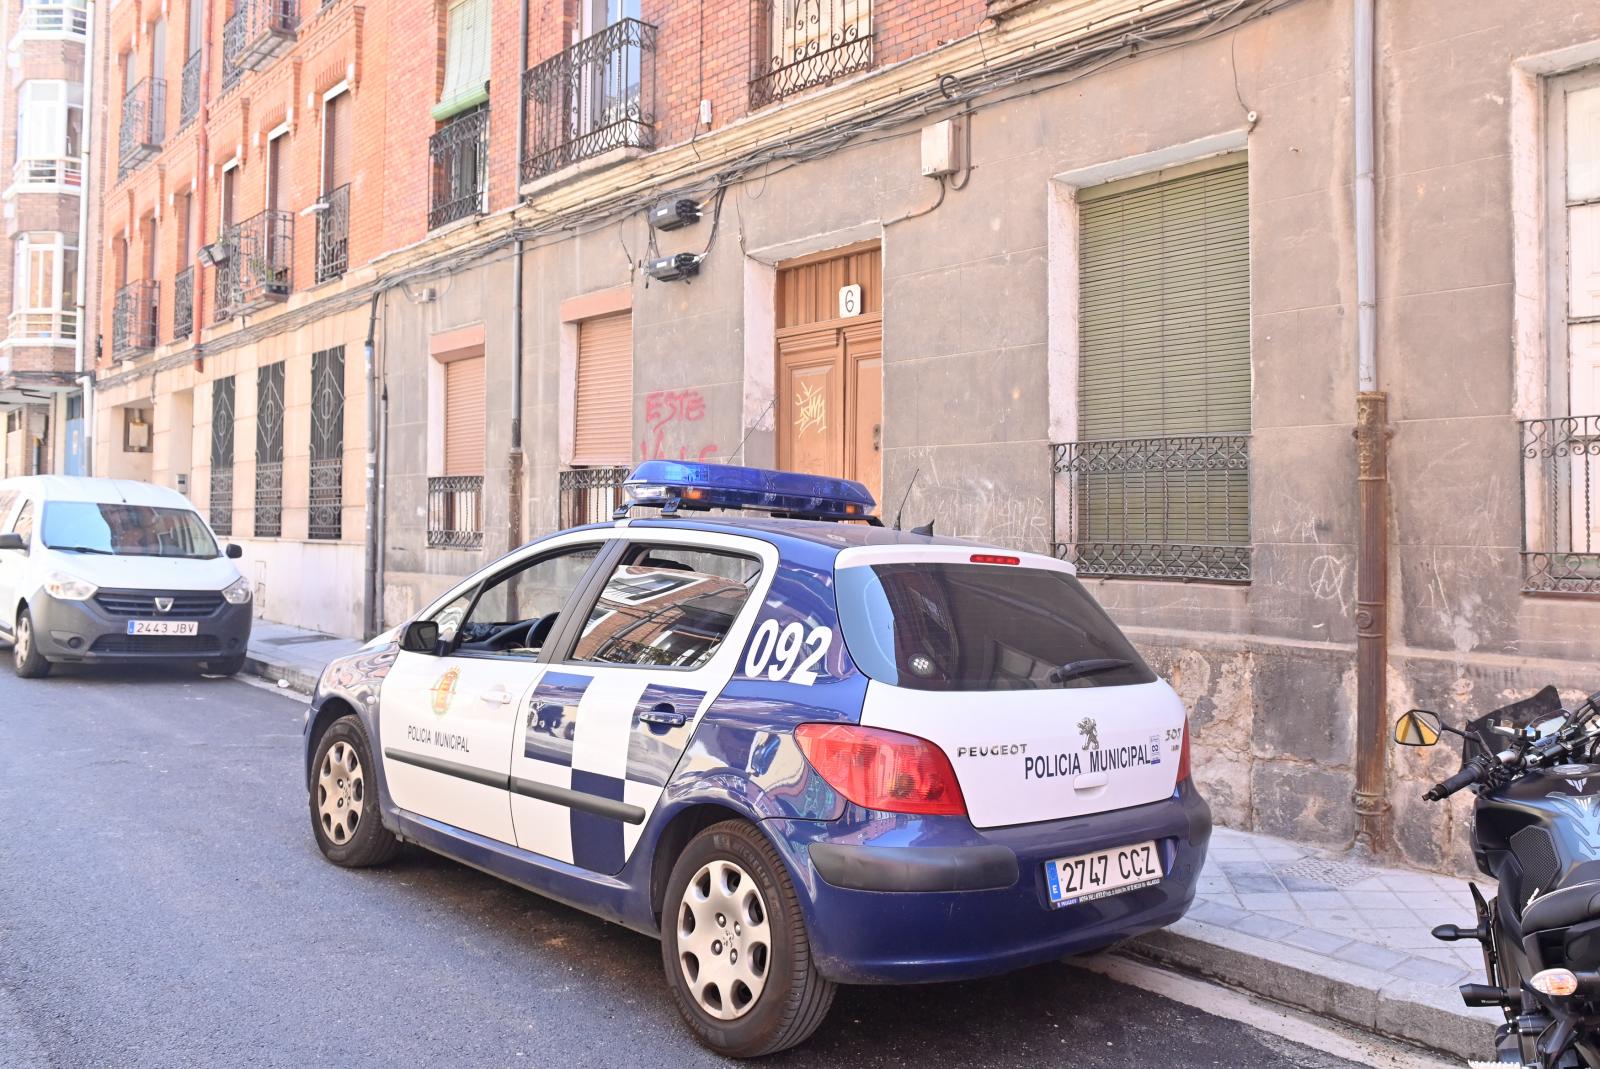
[314,183,349,283]
[111,281,159,360]
[212,210,293,321]
[522,18,657,182]
[117,78,166,179]
[1522,414,1600,594]
[428,476,485,548]
[749,0,873,108]
[429,106,489,230]
[19,0,87,36]
[174,266,195,341]
[559,466,630,528]
[223,0,299,77]
[180,52,202,128]
[1051,433,1252,582]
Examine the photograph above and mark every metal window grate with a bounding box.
[1522,414,1600,595]
[111,280,159,359]
[559,466,630,528]
[255,362,285,538]
[314,183,349,283]
[211,376,236,537]
[308,347,345,541]
[522,18,657,181]
[428,475,485,548]
[749,0,873,109]
[179,52,202,128]
[117,78,166,179]
[429,106,489,230]
[173,266,194,341]
[1052,434,1251,582]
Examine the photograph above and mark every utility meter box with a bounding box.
[920,118,962,177]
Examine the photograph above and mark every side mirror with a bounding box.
[399,619,441,654]
[1395,709,1443,747]
[225,543,243,559]
[0,532,24,551]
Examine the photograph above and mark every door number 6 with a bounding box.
[745,620,831,686]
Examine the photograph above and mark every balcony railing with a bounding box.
[1522,414,1600,594]
[8,309,79,343]
[1052,433,1252,583]
[314,183,349,283]
[111,281,159,360]
[223,0,299,77]
[428,475,484,548]
[117,78,166,179]
[255,460,283,538]
[12,156,82,188]
[559,466,630,528]
[213,210,293,321]
[180,52,202,128]
[173,266,194,341]
[19,1,87,36]
[522,18,657,182]
[429,106,489,230]
[749,0,873,109]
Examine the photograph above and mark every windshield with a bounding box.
[41,501,220,559]
[836,561,1156,692]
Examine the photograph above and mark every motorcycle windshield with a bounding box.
[1460,684,1564,767]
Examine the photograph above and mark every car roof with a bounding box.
[620,514,994,557]
[0,475,197,509]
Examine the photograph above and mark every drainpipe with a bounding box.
[506,0,529,552]
[73,0,97,474]
[363,288,383,638]
[1352,0,1391,854]
[193,0,210,377]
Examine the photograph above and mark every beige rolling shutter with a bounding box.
[444,355,485,476]
[433,0,491,121]
[574,312,633,466]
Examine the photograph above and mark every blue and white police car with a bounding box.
[303,462,1211,1057]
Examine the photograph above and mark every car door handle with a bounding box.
[639,704,687,728]
[480,687,513,705]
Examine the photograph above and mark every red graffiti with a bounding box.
[640,389,718,462]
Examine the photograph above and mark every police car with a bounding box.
[302,462,1211,1057]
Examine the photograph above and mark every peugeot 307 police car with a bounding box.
[302,461,1211,1058]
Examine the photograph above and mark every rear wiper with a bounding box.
[48,544,114,555]
[1048,658,1133,684]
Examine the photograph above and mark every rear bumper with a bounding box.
[773,780,1212,984]
[26,591,252,664]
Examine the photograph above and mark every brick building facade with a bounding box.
[82,0,1600,870]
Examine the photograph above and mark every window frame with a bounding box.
[426,539,612,662]
[13,233,77,319]
[14,80,84,175]
[1544,65,1600,418]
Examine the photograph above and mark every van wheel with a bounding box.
[12,608,50,679]
[203,653,247,677]
[660,820,835,1058]
[309,715,399,868]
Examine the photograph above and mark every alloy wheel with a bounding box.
[317,740,365,845]
[14,615,30,668]
[676,858,771,1020]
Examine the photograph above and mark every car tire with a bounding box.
[660,820,835,1058]
[12,607,50,679]
[309,715,399,868]
[203,653,247,677]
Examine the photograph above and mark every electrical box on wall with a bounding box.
[920,118,963,178]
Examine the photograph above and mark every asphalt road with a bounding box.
[0,663,1369,1069]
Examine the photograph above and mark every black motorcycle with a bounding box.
[1398,686,1600,1067]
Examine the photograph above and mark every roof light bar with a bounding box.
[616,461,878,523]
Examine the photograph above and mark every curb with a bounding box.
[242,652,318,697]
[1130,917,1499,1059]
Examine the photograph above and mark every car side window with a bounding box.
[0,491,15,528]
[11,502,33,542]
[435,544,601,659]
[569,545,761,670]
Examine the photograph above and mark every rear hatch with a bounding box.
[835,548,1185,829]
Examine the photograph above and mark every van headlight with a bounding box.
[44,572,97,601]
[221,577,253,605]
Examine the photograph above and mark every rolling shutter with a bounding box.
[433,0,491,122]
[444,355,486,476]
[323,91,351,192]
[573,312,633,466]
[1077,161,1251,439]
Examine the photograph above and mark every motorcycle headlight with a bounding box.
[221,576,253,605]
[44,571,97,601]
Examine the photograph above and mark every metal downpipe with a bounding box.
[507,0,529,551]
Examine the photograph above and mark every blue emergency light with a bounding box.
[616,461,878,523]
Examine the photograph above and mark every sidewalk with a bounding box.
[242,620,1496,1059]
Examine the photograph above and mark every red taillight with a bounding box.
[1176,719,1192,783]
[970,553,1020,565]
[794,724,967,816]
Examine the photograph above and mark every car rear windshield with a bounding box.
[41,502,220,559]
[835,562,1156,692]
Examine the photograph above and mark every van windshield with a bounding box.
[835,561,1155,692]
[41,502,220,559]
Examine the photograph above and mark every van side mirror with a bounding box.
[225,543,243,559]
[0,532,24,551]
[400,619,441,654]
[1394,709,1442,747]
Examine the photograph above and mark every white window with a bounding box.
[9,233,79,342]
[19,0,88,38]
[13,81,84,187]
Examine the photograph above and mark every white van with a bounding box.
[0,476,253,678]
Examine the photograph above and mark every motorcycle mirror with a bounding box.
[1395,709,1443,747]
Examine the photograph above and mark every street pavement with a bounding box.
[0,664,1371,1069]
